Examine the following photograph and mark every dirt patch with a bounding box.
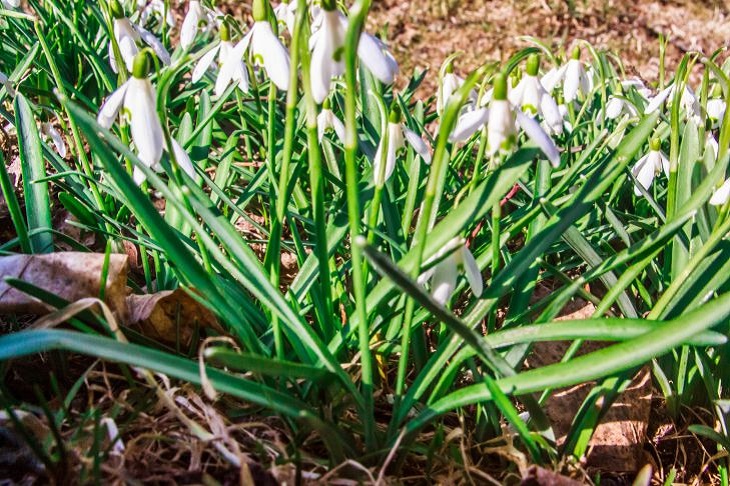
[370,0,730,95]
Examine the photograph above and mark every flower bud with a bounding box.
[253,0,269,22]
[388,103,402,124]
[526,54,539,77]
[132,51,151,79]
[571,45,581,60]
[110,0,125,19]
[220,21,230,42]
[493,73,508,101]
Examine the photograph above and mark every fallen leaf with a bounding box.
[0,253,129,320]
[126,288,220,345]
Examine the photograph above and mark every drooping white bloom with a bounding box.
[223,19,291,92]
[631,139,669,197]
[317,105,345,144]
[418,240,483,305]
[98,53,195,185]
[135,0,175,28]
[645,83,699,120]
[1,0,19,9]
[710,178,730,206]
[309,3,398,103]
[621,77,652,100]
[181,0,219,49]
[41,122,67,158]
[449,107,490,143]
[437,68,476,116]
[192,24,249,96]
[274,1,296,34]
[509,54,563,135]
[108,0,170,74]
[542,47,592,102]
[707,98,726,128]
[373,107,431,185]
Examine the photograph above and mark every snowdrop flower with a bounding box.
[488,73,561,167]
[707,98,726,129]
[136,0,175,28]
[603,94,639,120]
[274,0,296,34]
[373,105,431,185]
[41,122,67,158]
[222,0,290,92]
[562,46,592,103]
[645,83,699,120]
[509,54,563,135]
[621,77,652,100]
[631,138,669,196]
[181,0,218,50]
[1,0,19,9]
[309,0,399,103]
[108,0,170,74]
[437,63,477,115]
[317,99,345,143]
[192,22,249,96]
[98,52,195,185]
[418,240,483,305]
[710,178,730,206]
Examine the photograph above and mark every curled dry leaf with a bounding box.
[0,252,129,320]
[126,288,221,346]
[0,252,220,346]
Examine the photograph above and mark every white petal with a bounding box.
[118,35,139,73]
[170,139,196,179]
[331,112,346,143]
[540,65,566,93]
[460,247,483,297]
[98,81,131,128]
[645,85,674,114]
[133,166,147,185]
[192,44,220,83]
[136,24,171,65]
[631,154,655,196]
[707,98,726,122]
[252,22,290,91]
[43,123,67,158]
[605,97,624,119]
[658,151,670,178]
[215,36,251,96]
[180,1,202,49]
[508,77,526,107]
[515,109,560,167]
[357,32,395,85]
[563,60,582,103]
[487,100,515,156]
[310,40,335,104]
[449,108,489,143]
[430,259,458,306]
[125,78,164,168]
[403,127,431,164]
[539,92,563,135]
[710,178,730,206]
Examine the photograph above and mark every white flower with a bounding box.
[449,107,490,143]
[509,56,563,135]
[274,1,297,34]
[1,0,19,9]
[621,77,652,100]
[41,122,67,158]
[438,70,477,115]
[98,54,195,185]
[645,83,699,119]
[135,0,175,28]
[317,106,345,144]
[707,98,726,128]
[192,25,249,96]
[706,133,719,160]
[542,48,592,103]
[631,140,669,197]
[108,1,170,74]
[373,108,431,185]
[224,20,291,92]
[418,241,483,305]
[710,178,730,206]
[309,4,398,103]
[181,0,218,49]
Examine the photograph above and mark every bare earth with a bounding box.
[369,0,730,95]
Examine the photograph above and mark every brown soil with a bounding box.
[369,0,730,95]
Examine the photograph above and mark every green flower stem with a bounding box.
[299,9,336,340]
[343,0,376,450]
[34,22,107,218]
[263,6,302,358]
